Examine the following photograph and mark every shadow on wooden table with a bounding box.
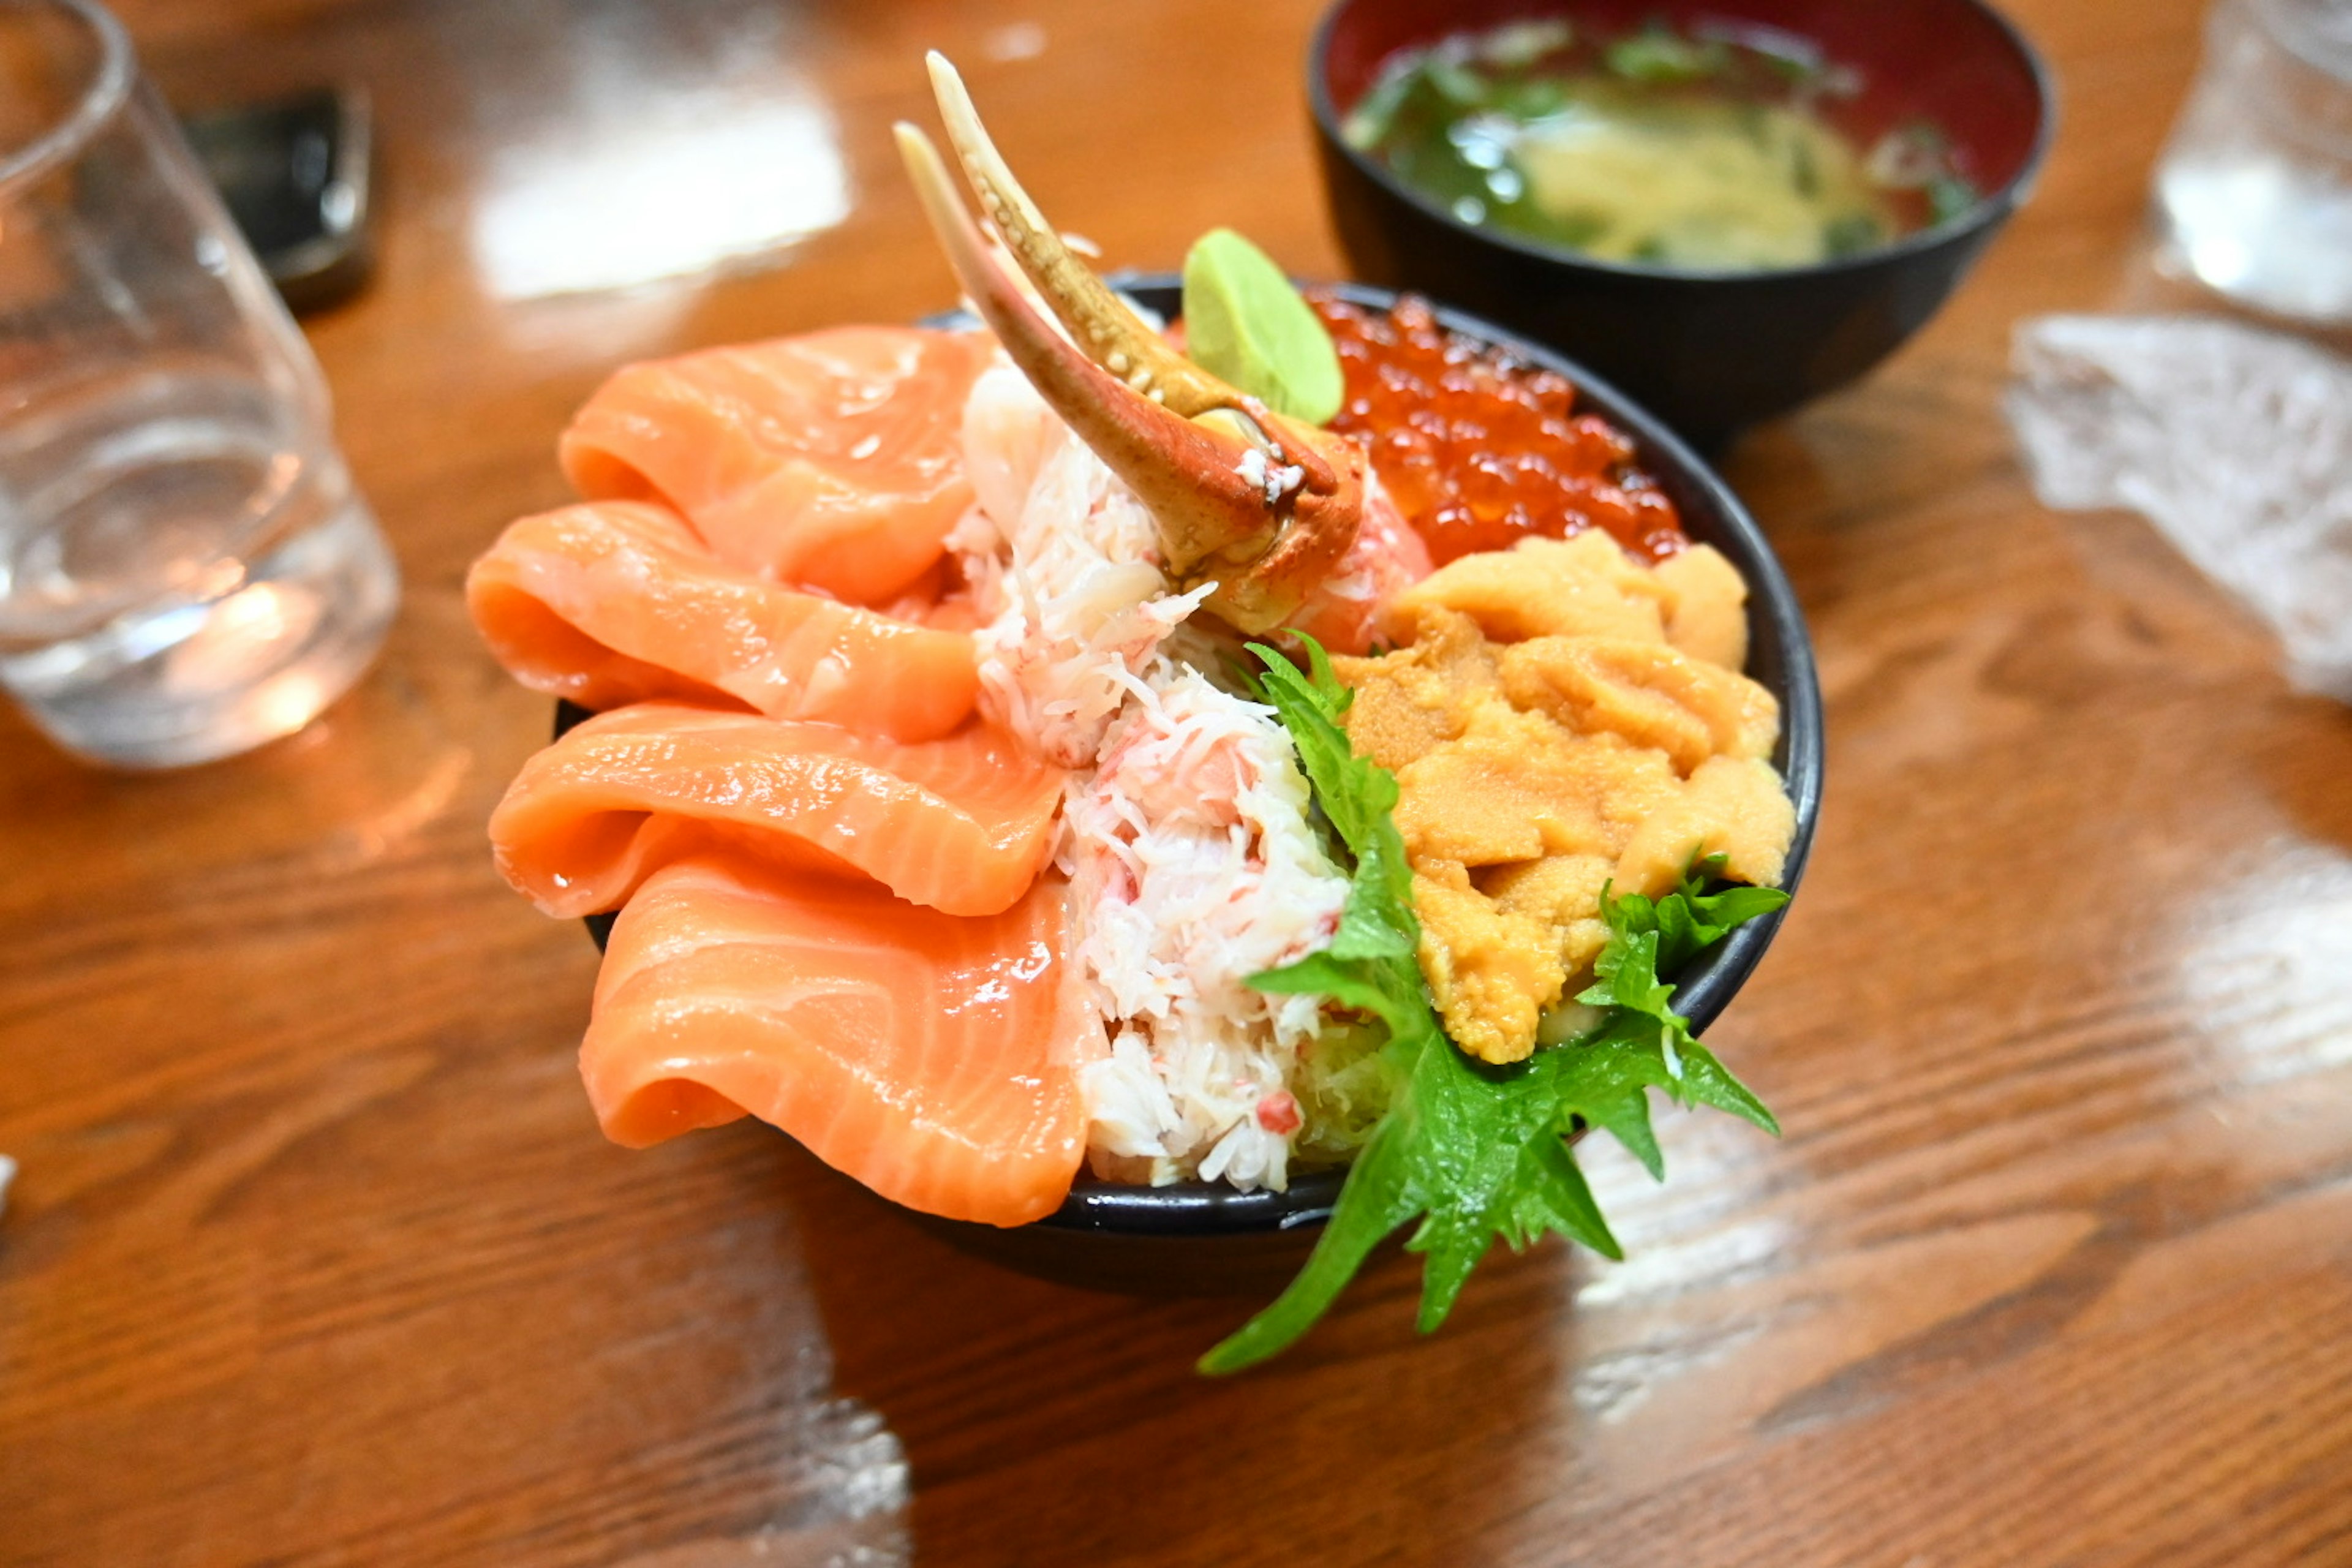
[778,1138,1580,1567]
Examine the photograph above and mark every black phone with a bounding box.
[180,86,374,314]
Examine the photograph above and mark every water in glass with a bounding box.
[2154,0,2352,322]
[0,0,397,767]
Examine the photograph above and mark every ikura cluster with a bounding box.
[1308,290,1687,566]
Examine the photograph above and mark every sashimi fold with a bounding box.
[585,856,1100,1226]
[559,326,993,605]
[466,499,979,740]
[489,703,1064,919]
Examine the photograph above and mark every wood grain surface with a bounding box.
[5,1,2350,1564]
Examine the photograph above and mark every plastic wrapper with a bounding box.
[2006,314,2352,699]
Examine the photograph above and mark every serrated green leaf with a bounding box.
[1201,639,1787,1375]
[1195,1099,1428,1374]
[1672,1042,1781,1136]
[1243,640,1412,922]
[1508,1133,1620,1259]
[1552,1042,1666,1179]
[1327,894,1417,964]
[1248,949,1422,1043]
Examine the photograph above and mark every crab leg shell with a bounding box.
[924,51,1354,508]
[895,123,1282,582]
[898,75,1370,631]
[924,51,1234,420]
[924,51,1367,545]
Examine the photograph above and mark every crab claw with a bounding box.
[894,55,1363,634]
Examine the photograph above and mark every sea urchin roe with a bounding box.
[1329,538,1790,1064]
[1306,289,1687,565]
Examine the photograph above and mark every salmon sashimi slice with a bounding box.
[466,500,979,740]
[489,702,1064,919]
[559,326,994,606]
[583,856,1102,1226]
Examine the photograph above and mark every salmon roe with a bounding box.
[1306,290,1687,566]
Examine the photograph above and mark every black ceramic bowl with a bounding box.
[1311,0,2056,447]
[562,278,1823,1295]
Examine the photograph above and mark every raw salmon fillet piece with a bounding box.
[489,703,1063,919]
[466,500,979,740]
[559,326,994,606]
[584,856,1101,1226]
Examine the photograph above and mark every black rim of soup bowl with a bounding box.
[1304,1,2059,444]
[557,278,1823,1291]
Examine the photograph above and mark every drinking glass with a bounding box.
[0,0,398,767]
[2153,0,2352,322]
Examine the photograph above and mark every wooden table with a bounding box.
[7,1,2349,1562]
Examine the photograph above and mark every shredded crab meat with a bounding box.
[1064,669,1349,1191]
[956,356,1352,1190]
[956,363,1212,767]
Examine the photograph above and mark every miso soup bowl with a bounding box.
[1310,0,2057,448]
[570,279,1824,1297]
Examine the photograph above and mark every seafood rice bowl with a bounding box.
[471,55,1814,1370]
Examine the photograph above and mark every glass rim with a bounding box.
[0,0,135,200]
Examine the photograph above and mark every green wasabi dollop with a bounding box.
[1180,228,1344,427]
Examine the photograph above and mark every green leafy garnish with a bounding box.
[1181,229,1345,427]
[1927,173,1981,224]
[1604,22,1733,85]
[1199,639,1788,1374]
[1823,211,1886,257]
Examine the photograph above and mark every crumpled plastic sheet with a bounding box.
[2005,314,2352,699]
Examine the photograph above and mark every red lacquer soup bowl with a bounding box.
[1310,0,2056,446]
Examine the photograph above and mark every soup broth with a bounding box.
[1344,18,1979,272]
